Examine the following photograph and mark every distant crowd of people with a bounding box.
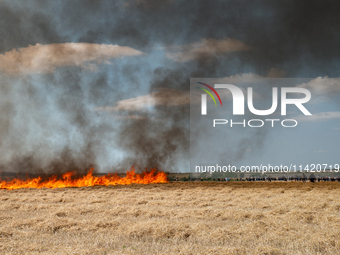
[171,174,340,182]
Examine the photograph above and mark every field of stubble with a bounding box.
[1,182,340,255]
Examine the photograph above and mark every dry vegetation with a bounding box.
[1,182,340,254]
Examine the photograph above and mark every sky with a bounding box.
[0,0,339,173]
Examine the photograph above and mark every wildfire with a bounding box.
[0,167,168,190]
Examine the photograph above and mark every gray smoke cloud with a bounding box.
[0,0,339,175]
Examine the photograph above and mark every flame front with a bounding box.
[0,167,168,190]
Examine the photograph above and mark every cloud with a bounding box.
[297,76,340,103]
[296,111,340,122]
[209,69,286,84]
[165,38,252,62]
[94,88,190,112]
[0,43,143,75]
[95,71,279,113]
[314,150,328,153]
[211,72,263,84]
[297,76,340,93]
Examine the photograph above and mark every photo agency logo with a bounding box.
[196,81,312,128]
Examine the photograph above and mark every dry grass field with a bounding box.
[1,182,340,254]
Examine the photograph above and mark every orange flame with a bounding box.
[0,167,168,190]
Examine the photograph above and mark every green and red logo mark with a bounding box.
[196,82,223,106]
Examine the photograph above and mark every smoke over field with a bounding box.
[0,0,339,175]
[1,182,340,254]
